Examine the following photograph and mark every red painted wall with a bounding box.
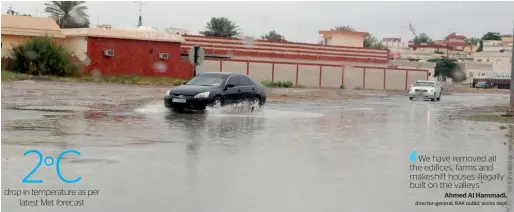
[85,37,192,79]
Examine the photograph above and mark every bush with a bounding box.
[260,80,294,88]
[340,84,345,89]
[10,37,79,77]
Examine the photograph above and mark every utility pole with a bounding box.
[508,24,514,116]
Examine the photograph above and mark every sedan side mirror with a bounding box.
[182,81,188,85]
[226,84,235,88]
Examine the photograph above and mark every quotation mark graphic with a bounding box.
[410,151,417,162]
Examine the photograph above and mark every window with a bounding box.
[226,76,238,86]
[237,75,253,86]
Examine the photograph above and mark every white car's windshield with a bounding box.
[414,82,435,87]
[186,75,225,86]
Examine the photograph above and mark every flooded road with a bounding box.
[2,82,513,212]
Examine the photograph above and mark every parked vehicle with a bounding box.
[474,81,495,89]
[407,80,442,101]
[164,72,267,112]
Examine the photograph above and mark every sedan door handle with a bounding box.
[238,89,241,92]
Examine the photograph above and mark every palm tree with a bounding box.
[45,1,90,29]
[200,17,240,37]
[363,34,377,48]
[465,37,480,51]
[333,25,355,31]
[466,37,480,46]
[363,34,387,49]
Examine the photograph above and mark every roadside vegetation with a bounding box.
[469,114,514,123]
[10,36,79,77]
[261,80,305,88]
[2,70,185,86]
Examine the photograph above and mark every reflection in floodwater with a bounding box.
[164,110,266,185]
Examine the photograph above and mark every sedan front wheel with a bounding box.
[212,97,223,108]
[250,96,261,112]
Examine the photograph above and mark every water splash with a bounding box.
[239,35,256,48]
[91,68,102,79]
[153,62,167,73]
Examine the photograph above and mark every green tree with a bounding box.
[413,33,433,44]
[427,58,464,82]
[261,30,286,42]
[200,17,240,37]
[477,40,484,52]
[333,25,355,31]
[45,1,90,28]
[481,32,502,40]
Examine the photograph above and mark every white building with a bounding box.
[473,39,512,74]
[482,40,513,52]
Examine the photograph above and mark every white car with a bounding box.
[408,80,442,101]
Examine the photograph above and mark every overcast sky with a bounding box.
[2,1,514,43]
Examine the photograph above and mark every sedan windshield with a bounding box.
[414,82,435,87]
[186,75,225,86]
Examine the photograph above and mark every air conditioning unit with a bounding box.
[159,52,169,60]
[104,50,114,57]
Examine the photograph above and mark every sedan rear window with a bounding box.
[414,81,435,87]
[237,75,253,86]
[186,75,225,86]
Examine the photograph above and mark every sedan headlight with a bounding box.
[165,90,172,96]
[194,92,210,98]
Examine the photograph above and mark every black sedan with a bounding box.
[164,72,267,112]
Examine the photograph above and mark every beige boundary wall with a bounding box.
[196,59,428,90]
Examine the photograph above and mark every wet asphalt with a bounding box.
[2,90,513,212]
